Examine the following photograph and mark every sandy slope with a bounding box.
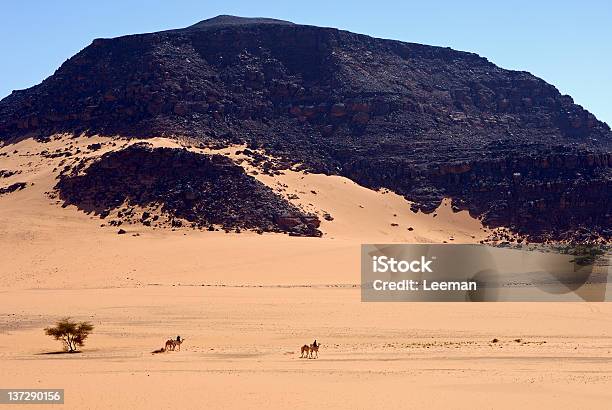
[1,136,611,409]
[0,135,488,288]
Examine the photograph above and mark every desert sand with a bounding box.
[1,135,611,409]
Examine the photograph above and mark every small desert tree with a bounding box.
[44,318,94,352]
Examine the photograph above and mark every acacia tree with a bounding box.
[44,318,94,352]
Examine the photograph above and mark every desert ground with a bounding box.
[1,135,611,409]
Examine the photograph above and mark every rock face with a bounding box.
[56,144,321,236]
[1,15,611,241]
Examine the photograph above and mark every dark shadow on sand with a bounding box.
[37,351,82,355]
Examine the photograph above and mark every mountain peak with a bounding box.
[187,15,295,30]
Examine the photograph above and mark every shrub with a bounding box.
[44,318,94,352]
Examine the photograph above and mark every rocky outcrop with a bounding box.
[342,151,611,241]
[1,15,610,241]
[0,182,27,196]
[0,169,21,178]
[56,144,321,236]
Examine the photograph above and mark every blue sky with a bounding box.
[1,1,610,124]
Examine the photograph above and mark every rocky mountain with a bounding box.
[1,15,610,241]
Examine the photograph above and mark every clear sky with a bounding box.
[1,1,610,125]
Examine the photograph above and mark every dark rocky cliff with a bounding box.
[1,15,610,241]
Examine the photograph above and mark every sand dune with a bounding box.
[0,135,488,289]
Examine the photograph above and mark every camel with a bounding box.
[165,338,185,351]
[309,340,319,359]
[172,338,184,351]
[300,340,320,359]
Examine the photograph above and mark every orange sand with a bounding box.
[1,136,610,409]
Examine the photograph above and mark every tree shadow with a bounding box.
[36,351,82,355]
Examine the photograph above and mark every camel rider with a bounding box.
[176,335,181,343]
